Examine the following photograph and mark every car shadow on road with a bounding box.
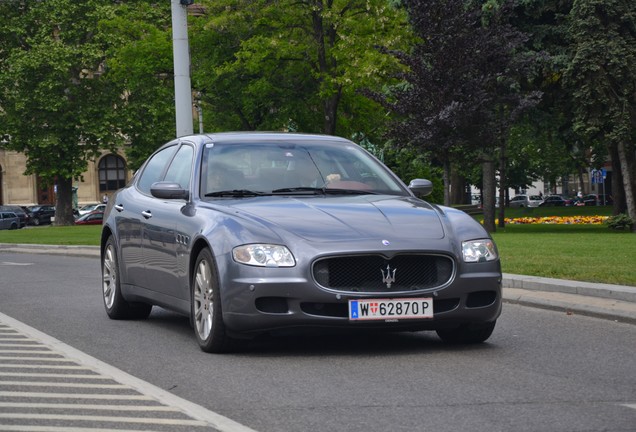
[234,330,500,357]
[141,307,500,357]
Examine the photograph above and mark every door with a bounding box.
[141,144,194,300]
[116,144,178,289]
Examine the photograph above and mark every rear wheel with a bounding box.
[192,248,232,353]
[102,236,152,319]
[436,320,496,344]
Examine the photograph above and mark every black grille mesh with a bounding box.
[313,254,454,293]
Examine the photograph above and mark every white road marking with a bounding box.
[0,392,153,400]
[0,262,34,266]
[0,427,168,432]
[0,381,129,389]
[0,311,259,432]
[0,413,208,426]
[0,402,181,411]
[0,357,78,362]
[0,372,109,378]
[0,364,92,369]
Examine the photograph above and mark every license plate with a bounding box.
[348,298,433,321]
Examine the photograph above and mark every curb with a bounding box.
[502,273,636,324]
[0,243,100,258]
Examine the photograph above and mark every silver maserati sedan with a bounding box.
[101,132,501,353]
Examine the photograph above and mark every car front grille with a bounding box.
[313,254,454,294]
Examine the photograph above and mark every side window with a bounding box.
[137,145,178,195]
[164,145,194,189]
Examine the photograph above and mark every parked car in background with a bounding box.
[78,203,105,216]
[0,211,20,230]
[581,194,600,206]
[539,195,570,207]
[27,205,55,225]
[75,210,104,225]
[0,205,29,228]
[508,194,544,208]
[101,132,502,353]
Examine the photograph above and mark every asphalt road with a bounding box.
[1,252,635,432]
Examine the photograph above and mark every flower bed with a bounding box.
[503,216,610,225]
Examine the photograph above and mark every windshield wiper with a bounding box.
[323,188,377,195]
[271,187,326,195]
[205,189,268,197]
[272,187,379,195]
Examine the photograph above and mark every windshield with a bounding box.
[200,140,407,198]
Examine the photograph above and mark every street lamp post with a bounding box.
[171,0,194,137]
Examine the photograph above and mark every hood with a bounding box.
[226,195,445,242]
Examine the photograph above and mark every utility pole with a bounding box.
[171,0,194,137]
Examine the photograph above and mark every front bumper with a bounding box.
[220,263,502,335]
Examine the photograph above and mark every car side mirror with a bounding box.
[408,179,433,197]
[150,182,189,200]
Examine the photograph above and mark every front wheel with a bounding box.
[436,320,496,344]
[102,237,152,320]
[192,248,232,353]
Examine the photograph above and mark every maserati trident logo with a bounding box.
[381,264,396,289]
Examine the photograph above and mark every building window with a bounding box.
[99,155,127,192]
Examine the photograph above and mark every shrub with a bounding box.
[606,213,634,231]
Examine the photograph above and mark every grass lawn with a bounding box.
[484,205,636,286]
[492,224,636,286]
[0,225,101,246]
[1,205,634,286]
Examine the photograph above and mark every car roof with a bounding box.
[204,132,350,143]
[164,132,353,149]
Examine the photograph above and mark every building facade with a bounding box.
[0,149,131,207]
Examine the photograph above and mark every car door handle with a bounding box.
[114,204,124,212]
[141,210,152,219]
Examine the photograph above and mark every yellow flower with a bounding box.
[505,216,609,225]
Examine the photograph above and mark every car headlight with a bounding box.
[462,239,498,263]
[232,244,296,267]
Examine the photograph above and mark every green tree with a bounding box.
[189,0,412,140]
[564,0,636,230]
[369,0,540,232]
[0,0,123,224]
[100,2,175,170]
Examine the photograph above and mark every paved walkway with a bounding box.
[1,243,635,324]
[502,274,636,324]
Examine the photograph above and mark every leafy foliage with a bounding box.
[606,213,634,231]
[190,0,412,140]
[100,1,175,170]
[0,0,125,224]
[563,0,636,225]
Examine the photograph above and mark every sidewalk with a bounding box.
[1,243,635,324]
[502,273,636,324]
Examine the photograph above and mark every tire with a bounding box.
[192,248,232,353]
[33,218,40,226]
[102,236,152,320]
[436,320,496,344]
[10,223,18,230]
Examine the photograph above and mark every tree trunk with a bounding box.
[577,167,585,196]
[54,177,76,226]
[450,168,466,205]
[498,137,507,228]
[323,89,341,135]
[443,159,451,206]
[616,140,636,232]
[608,142,626,214]
[482,155,497,233]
